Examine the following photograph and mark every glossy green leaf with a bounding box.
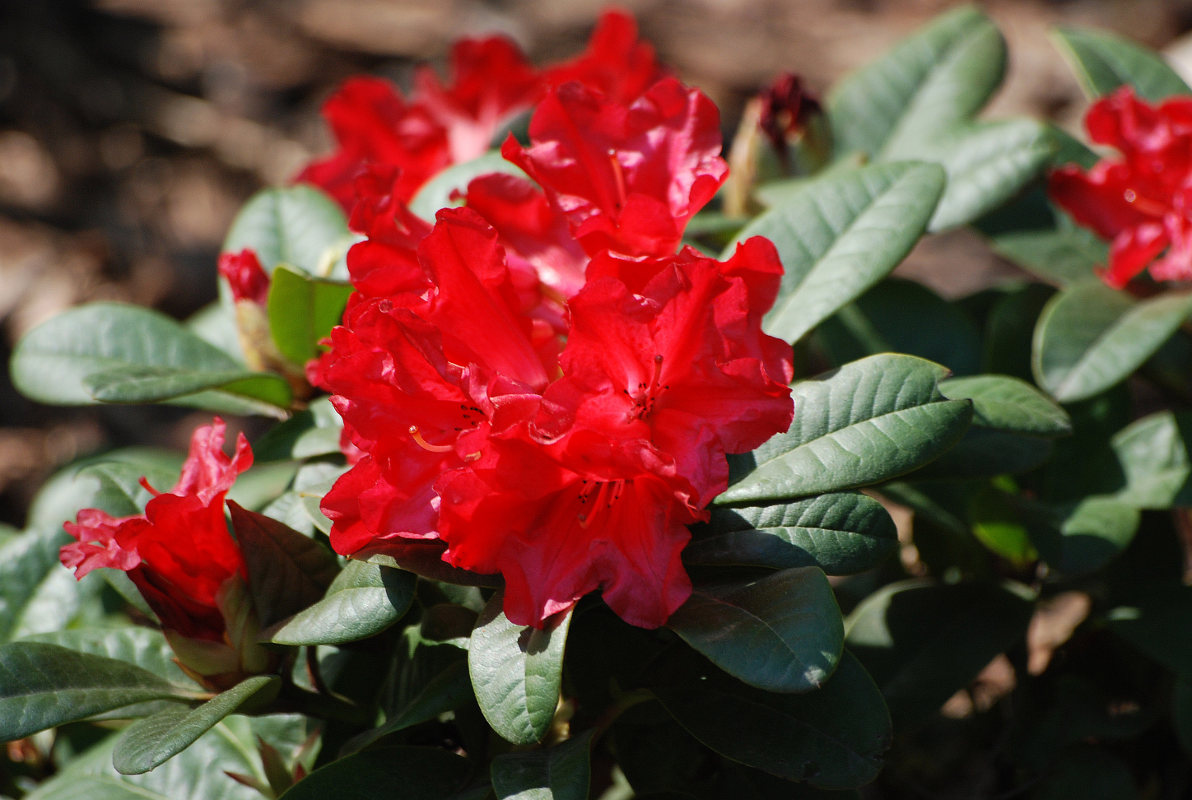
[279,746,474,800]
[828,7,1005,159]
[915,120,1054,231]
[409,150,527,222]
[1103,585,1192,676]
[10,302,291,416]
[968,484,1038,566]
[988,218,1108,287]
[668,568,843,693]
[685,492,897,574]
[0,642,192,740]
[266,561,414,646]
[113,675,280,774]
[1033,282,1192,403]
[344,660,473,755]
[656,651,890,789]
[845,580,1034,726]
[1053,27,1192,102]
[230,502,339,628]
[266,265,354,365]
[939,374,1071,435]
[813,278,982,375]
[1106,410,1192,508]
[731,161,945,345]
[26,714,312,800]
[86,366,292,412]
[22,628,194,687]
[223,185,350,277]
[913,427,1056,480]
[252,396,344,462]
[468,591,572,745]
[491,730,593,800]
[718,354,972,505]
[0,525,80,644]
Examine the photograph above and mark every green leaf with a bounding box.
[813,278,982,376]
[916,120,1054,231]
[223,185,350,278]
[1106,410,1192,508]
[685,492,897,575]
[113,675,280,774]
[939,374,1071,435]
[266,265,354,365]
[21,627,195,687]
[252,398,344,462]
[343,660,473,755]
[409,150,527,222]
[0,526,80,644]
[845,580,1035,727]
[230,502,339,628]
[988,216,1108,287]
[1053,27,1192,101]
[468,591,572,745]
[1032,282,1192,403]
[732,161,945,345]
[279,746,474,800]
[828,7,1005,160]
[0,642,192,740]
[1104,585,1192,676]
[718,354,972,505]
[655,651,890,789]
[491,730,593,800]
[26,714,312,800]
[10,302,291,416]
[1026,496,1140,574]
[86,366,292,412]
[668,567,843,693]
[912,427,1056,480]
[266,561,413,646]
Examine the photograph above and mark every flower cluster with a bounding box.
[61,419,269,685]
[298,10,664,213]
[1050,86,1192,288]
[308,15,794,629]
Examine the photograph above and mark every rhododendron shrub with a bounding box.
[11,8,1192,800]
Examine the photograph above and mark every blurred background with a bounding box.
[2,0,1191,527]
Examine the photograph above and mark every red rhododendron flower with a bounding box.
[297,10,666,215]
[318,208,793,628]
[502,77,728,258]
[1049,86,1192,288]
[414,36,542,164]
[296,76,451,212]
[218,249,270,305]
[61,419,251,643]
[542,9,666,105]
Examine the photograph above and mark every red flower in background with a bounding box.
[61,419,251,643]
[541,9,666,105]
[296,10,664,215]
[1049,86,1192,288]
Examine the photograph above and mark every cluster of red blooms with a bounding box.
[305,11,794,628]
[1050,86,1192,288]
[62,11,794,635]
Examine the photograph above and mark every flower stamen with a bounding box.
[409,425,455,453]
